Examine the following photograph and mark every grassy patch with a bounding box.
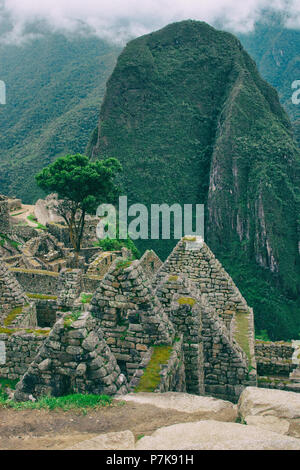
[26,293,57,300]
[116,259,132,270]
[10,268,59,277]
[0,232,22,249]
[0,393,112,411]
[0,327,49,336]
[135,345,173,392]
[27,215,47,230]
[11,211,26,217]
[234,312,251,363]
[64,311,82,329]
[80,293,93,304]
[25,329,50,336]
[3,306,24,327]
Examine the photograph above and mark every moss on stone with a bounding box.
[116,259,132,270]
[4,306,23,327]
[0,327,18,335]
[10,268,59,277]
[168,275,178,282]
[234,312,251,363]
[183,236,196,242]
[26,293,57,300]
[177,297,196,306]
[135,345,173,392]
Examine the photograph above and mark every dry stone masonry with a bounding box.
[0,196,298,403]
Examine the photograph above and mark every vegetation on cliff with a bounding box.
[89,20,300,340]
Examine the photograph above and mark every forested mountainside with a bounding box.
[238,14,300,144]
[0,32,120,202]
[89,20,300,340]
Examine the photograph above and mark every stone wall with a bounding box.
[156,335,186,393]
[47,223,71,248]
[0,196,10,234]
[0,262,29,319]
[154,238,256,373]
[7,198,22,211]
[11,225,38,242]
[0,332,46,380]
[90,259,175,382]
[57,269,82,309]
[14,312,128,401]
[201,295,255,402]
[129,336,186,393]
[87,252,119,277]
[9,268,59,295]
[156,275,204,395]
[255,340,297,377]
[47,218,100,249]
[139,250,163,278]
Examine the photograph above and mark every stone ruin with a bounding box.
[1,192,300,402]
[1,235,262,403]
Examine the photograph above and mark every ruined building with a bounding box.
[0,195,299,402]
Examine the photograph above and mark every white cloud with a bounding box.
[0,0,299,44]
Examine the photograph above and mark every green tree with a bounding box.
[35,154,122,263]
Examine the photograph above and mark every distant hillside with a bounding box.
[89,20,300,340]
[238,14,300,144]
[0,32,120,202]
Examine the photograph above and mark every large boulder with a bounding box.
[238,387,300,438]
[135,420,300,450]
[66,431,135,450]
[116,392,237,421]
[238,387,300,419]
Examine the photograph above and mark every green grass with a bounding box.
[0,392,112,412]
[80,293,93,304]
[3,306,24,327]
[234,312,251,363]
[0,232,22,249]
[11,211,26,217]
[0,327,49,336]
[26,293,58,300]
[135,345,173,392]
[115,259,133,270]
[27,215,47,230]
[64,311,82,329]
[10,268,59,277]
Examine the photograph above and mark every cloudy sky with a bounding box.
[1,0,300,44]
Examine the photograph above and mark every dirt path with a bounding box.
[0,400,235,450]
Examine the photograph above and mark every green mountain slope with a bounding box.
[89,20,300,340]
[238,14,300,144]
[0,33,120,202]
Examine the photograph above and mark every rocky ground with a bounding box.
[1,388,300,450]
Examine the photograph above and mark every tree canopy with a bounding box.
[35,154,122,256]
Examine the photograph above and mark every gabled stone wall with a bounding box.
[0,261,30,318]
[14,312,128,401]
[90,259,175,381]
